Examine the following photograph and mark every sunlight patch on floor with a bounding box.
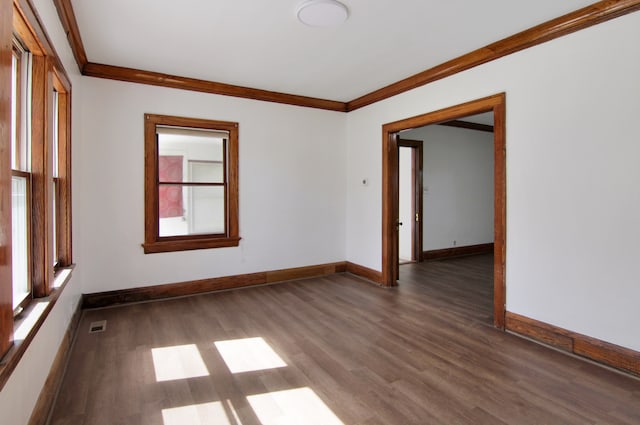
[214,337,287,374]
[247,387,345,425]
[151,344,209,382]
[162,401,233,425]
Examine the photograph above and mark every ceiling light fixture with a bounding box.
[296,0,349,27]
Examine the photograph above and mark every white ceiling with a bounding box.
[71,0,595,102]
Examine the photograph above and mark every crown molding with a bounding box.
[53,0,87,70]
[82,62,348,111]
[439,120,494,133]
[54,0,640,112]
[347,0,640,110]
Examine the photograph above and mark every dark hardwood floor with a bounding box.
[50,254,640,424]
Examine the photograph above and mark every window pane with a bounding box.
[190,160,223,183]
[11,53,18,169]
[12,176,29,308]
[53,178,58,266]
[158,133,224,183]
[11,45,31,172]
[159,186,225,237]
[52,90,59,177]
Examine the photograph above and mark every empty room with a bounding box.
[1,1,639,424]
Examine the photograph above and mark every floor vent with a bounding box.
[89,320,107,334]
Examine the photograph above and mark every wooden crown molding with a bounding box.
[52,0,87,70]
[439,120,494,133]
[52,2,346,111]
[346,0,640,111]
[54,0,640,112]
[15,0,71,87]
[83,63,348,112]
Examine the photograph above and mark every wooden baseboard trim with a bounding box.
[82,261,348,309]
[27,298,83,425]
[505,312,640,377]
[423,243,494,260]
[346,262,383,284]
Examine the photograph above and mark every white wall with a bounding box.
[4,5,640,424]
[77,79,347,294]
[345,11,640,351]
[402,125,494,251]
[0,1,84,424]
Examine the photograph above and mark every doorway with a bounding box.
[398,139,423,265]
[381,93,506,329]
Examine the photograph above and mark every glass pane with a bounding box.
[189,161,223,183]
[11,53,18,169]
[12,176,29,308]
[158,132,224,183]
[11,47,31,172]
[159,185,225,237]
[53,179,58,265]
[52,90,59,177]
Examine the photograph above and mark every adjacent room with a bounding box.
[1,1,639,424]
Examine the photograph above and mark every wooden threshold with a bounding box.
[423,243,494,261]
[53,0,640,112]
[506,311,640,377]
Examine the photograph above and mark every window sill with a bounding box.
[142,237,241,254]
[0,265,75,391]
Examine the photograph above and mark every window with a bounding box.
[143,114,240,253]
[51,75,72,271]
[0,0,73,372]
[3,5,72,317]
[11,40,32,312]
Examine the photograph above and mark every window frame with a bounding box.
[10,39,32,313]
[11,169,31,313]
[0,0,74,361]
[11,43,24,170]
[51,71,72,271]
[143,114,240,254]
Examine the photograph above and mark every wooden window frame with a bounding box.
[143,114,240,254]
[10,169,32,313]
[0,0,73,361]
[11,42,24,170]
[51,71,72,270]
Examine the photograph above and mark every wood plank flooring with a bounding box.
[49,254,640,424]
